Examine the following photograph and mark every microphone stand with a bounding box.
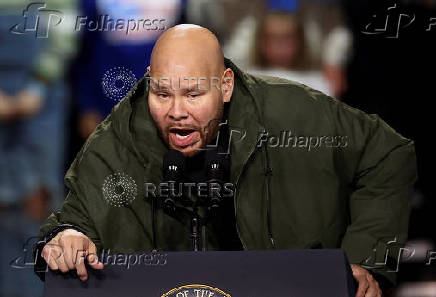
[191,203,200,251]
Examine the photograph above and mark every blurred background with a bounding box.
[0,0,435,296]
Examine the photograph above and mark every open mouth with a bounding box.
[169,127,200,148]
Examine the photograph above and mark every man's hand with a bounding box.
[351,264,382,297]
[41,229,104,281]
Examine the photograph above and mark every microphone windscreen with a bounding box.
[205,148,230,180]
[163,149,186,181]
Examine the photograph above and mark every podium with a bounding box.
[44,249,356,297]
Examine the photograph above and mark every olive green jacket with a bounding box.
[39,59,416,287]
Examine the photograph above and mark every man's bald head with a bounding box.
[147,24,234,157]
[149,24,225,78]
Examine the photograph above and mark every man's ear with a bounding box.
[221,68,234,103]
[147,66,151,74]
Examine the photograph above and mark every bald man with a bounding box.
[35,25,416,297]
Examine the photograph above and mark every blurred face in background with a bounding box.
[258,13,305,69]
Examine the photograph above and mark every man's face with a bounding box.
[148,66,230,157]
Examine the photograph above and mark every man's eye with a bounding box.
[188,93,199,99]
[158,93,169,99]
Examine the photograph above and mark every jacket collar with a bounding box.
[224,58,265,185]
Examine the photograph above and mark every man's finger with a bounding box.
[41,246,50,260]
[53,251,69,273]
[62,244,75,270]
[71,242,86,266]
[73,247,88,281]
[43,244,62,271]
[355,276,369,297]
[72,243,88,280]
[363,281,379,297]
[41,241,61,261]
[58,234,75,270]
[364,274,381,297]
[47,254,59,270]
[86,242,104,270]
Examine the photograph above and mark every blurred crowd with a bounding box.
[0,0,435,296]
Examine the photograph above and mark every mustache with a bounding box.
[165,117,223,135]
[165,123,200,133]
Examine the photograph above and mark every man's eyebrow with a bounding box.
[185,85,205,92]
[148,80,209,92]
[149,81,171,91]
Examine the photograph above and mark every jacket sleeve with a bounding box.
[34,166,102,280]
[38,177,102,250]
[318,91,417,289]
[37,134,103,249]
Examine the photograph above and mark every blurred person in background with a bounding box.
[321,25,352,99]
[185,0,265,44]
[249,7,332,96]
[223,0,352,99]
[253,11,311,70]
[74,0,186,141]
[0,0,78,296]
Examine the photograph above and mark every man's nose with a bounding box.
[168,97,188,120]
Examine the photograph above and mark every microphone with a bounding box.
[205,148,230,215]
[162,149,186,213]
